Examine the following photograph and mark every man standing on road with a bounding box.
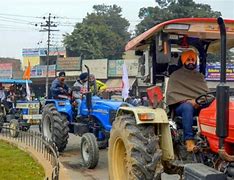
[166,50,209,152]
[50,71,69,99]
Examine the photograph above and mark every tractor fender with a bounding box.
[116,106,174,161]
[44,99,73,121]
[116,106,169,124]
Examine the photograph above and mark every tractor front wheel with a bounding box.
[108,115,163,180]
[41,104,69,152]
[9,119,19,138]
[81,133,99,169]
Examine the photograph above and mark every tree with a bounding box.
[136,0,221,34]
[63,4,130,59]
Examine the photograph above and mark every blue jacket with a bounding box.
[50,78,69,98]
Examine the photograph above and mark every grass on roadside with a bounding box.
[0,140,45,180]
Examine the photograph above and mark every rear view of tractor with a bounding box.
[108,17,234,179]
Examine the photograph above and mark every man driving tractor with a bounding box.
[166,49,209,152]
[50,71,69,99]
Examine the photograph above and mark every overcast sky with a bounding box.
[0,0,233,60]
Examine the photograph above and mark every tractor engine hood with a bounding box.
[92,96,129,110]
[199,99,234,154]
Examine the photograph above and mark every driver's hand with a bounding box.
[186,99,200,109]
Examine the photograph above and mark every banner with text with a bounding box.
[31,65,56,78]
[108,59,138,77]
[57,57,81,71]
[82,59,108,79]
[206,64,234,81]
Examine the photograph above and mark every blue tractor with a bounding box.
[41,66,129,169]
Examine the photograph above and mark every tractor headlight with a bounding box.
[138,113,154,121]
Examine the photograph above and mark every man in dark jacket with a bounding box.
[50,71,69,98]
[166,50,209,152]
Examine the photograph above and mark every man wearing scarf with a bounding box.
[166,50,209,152]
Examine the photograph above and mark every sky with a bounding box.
[0,0,233,60]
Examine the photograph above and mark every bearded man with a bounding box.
[166,50,209,152]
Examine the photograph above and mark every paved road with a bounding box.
[58,134,109,180]
[30,126,109,180]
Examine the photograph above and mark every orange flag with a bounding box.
[23,61,31,80]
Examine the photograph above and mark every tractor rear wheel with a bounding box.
[42,104,69,152]
[108,115,163,180]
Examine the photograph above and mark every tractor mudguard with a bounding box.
[116,106,174,161]
[116,106,169,124]
[45,99,73,121]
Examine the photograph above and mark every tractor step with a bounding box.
[72,122,89,136]
[161,173,180,180]
[184,163,226,180]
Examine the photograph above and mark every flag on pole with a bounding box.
[121,63,129,101]
[23,62,31,101]
[23,61,31,80]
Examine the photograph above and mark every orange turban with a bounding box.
[181,50,197,64]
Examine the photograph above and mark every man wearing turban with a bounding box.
[166,50,209,152]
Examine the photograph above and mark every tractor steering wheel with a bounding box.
[195,92,216,108]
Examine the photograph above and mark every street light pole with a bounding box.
[45,13,51,98]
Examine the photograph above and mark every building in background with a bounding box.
[22,47,66,69]
[0,58,23,79]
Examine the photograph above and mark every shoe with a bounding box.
[185,140,197,152]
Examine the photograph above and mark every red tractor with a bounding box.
[108,17,234,179]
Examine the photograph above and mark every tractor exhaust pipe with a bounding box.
[216,17,229,149]
[84,65,92,114]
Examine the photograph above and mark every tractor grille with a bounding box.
[109,110,117,125]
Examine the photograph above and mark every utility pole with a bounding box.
[38,13,59,98]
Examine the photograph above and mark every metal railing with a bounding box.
[0,126,60,180]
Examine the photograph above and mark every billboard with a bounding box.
[82,59,108,79]
[31,65,56,78]
[57,57,81,71]
[108,59,138,77]
[39,47,66,56]
[0,63,12,78]
[206,64,234,81]
[22,47,66,57]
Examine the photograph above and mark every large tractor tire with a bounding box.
[81,133,99,169]
[108,115,163,180]
[42,104,69,152]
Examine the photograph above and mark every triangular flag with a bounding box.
[23,61,31,80]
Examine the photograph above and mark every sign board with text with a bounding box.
[82,59,108,79]
[206,64,234,81]
[57,57,81,71]
[31,65,56,78]
[108,59,138,77]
